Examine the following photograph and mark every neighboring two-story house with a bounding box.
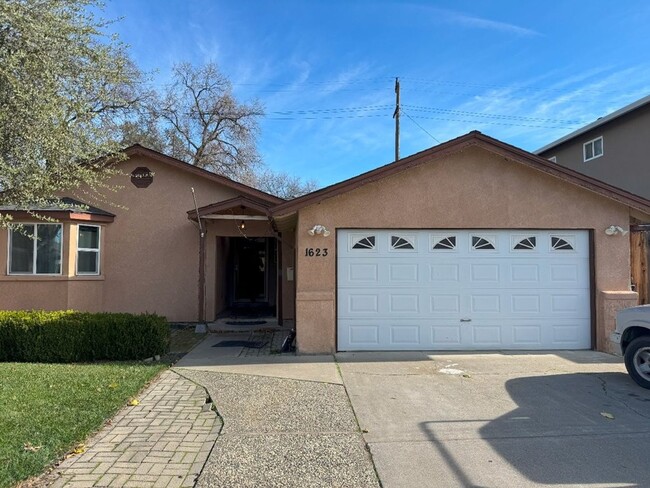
[537,94,650,304]
[536,94,650,199]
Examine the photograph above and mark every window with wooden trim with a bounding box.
[77,225,101,275]
[9,224,63,275]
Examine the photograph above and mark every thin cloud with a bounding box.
[321,63,373,96]
[444,12,540,37]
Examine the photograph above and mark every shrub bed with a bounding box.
[0,311,169,362]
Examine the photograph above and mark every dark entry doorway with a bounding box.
[224,237,277,316]
[234,237,266,302]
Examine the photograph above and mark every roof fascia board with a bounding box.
[187,195,272,219]
[0,210,115,223]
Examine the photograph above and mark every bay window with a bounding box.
[9,224,63,275]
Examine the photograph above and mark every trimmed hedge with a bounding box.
[0,311,169,362]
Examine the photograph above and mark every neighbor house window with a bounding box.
[583,136,603,162]
[77,225,100,275]
[9,224,63,275]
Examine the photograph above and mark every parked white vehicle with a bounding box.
[612,305,650,389]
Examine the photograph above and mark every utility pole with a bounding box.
[393,77,400,161]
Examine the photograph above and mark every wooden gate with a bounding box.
[630,226,650,304]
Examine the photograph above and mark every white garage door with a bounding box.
[337,229,591,351]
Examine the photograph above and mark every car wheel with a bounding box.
[624,336,650,389]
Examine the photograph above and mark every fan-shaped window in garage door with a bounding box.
[513,236,536,250]
[551,236,574,251]
[472,235,496,250]
[432,235,457,250]
[352,235,376,250]
[391,235,415,250]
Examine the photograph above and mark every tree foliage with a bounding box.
[121,62,317,199]
[242,167,318,200]
[0,0,142,224]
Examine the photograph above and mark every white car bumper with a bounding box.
[610,331,622,344]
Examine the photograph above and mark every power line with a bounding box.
[401,105,582,124]
[404,114,578,129]
[402,110,441,143]
[398,76,648,96]
[270,105,392,115]
[267,113,389,120]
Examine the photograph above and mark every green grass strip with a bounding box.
[0,362,166,488]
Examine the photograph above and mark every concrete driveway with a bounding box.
[337,351,650,488]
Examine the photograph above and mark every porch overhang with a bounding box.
[187,195,273,222]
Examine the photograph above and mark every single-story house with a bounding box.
[1,131,648,354]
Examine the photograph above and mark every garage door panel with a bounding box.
[511,294,541,313]
[338,229,591,351]
[470,324,503,346]
[551,320,592,346]
[430,294,461,313]
[469,263,500,282]
[512,324,543,346]
[347,263,379,282]
[347,294,379,313]
[430,263,460,282]
[510,263,540,283]
[390,325,421,345]
[431,325,462,344]
[389,294,420,313]
[347,324,380,347]
[470,294,502,313]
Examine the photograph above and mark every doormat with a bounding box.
[213,340,268,348]
[224,320,267,326]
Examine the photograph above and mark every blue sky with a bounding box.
[104,0,650,187]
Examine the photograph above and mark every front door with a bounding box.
[233,237,267,303]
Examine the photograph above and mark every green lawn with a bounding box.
[0,362,166,488]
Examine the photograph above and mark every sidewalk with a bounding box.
[45,370,220,488]
[175,333,380,488]
[40,333,379,488]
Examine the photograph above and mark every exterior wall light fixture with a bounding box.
[308,225,331,237]
[605,225,628,236]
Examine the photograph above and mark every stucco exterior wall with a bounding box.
[294,146,637,353]
[99,155,242,322]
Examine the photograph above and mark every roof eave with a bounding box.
[123,144,285,205]
[187,195,272,220]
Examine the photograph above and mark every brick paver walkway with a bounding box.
[47,370,220,488]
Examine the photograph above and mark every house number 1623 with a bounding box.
[305,248,328,257]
